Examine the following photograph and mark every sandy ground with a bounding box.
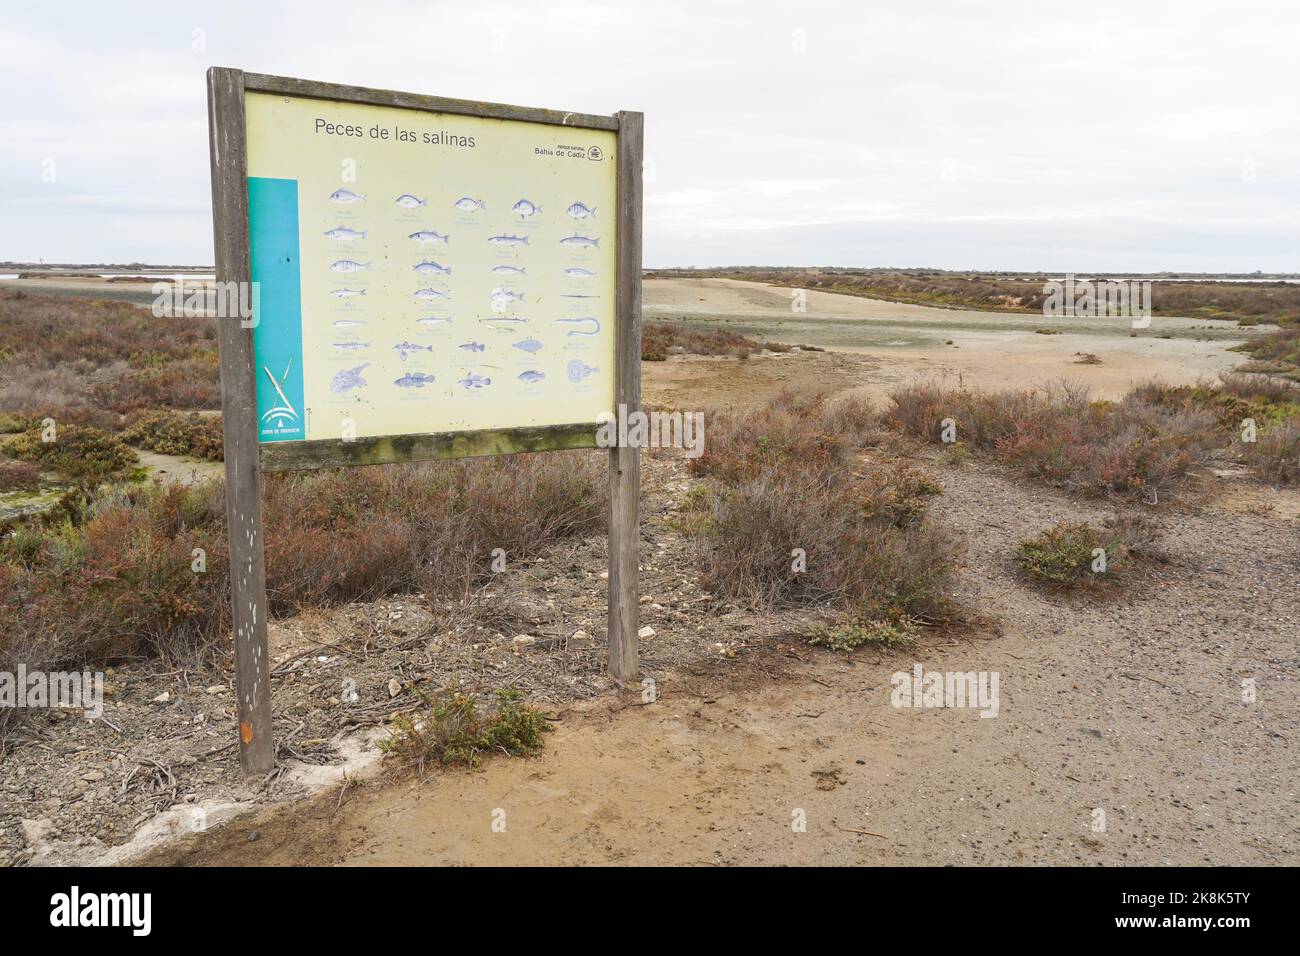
[645,277,1255,404]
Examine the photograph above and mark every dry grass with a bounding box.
[0,289,220,429]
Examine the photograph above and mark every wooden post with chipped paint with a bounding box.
[609,111,643,682]
[207,67,275,776]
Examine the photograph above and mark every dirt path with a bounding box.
[149,457,1299,867]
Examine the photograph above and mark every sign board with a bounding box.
[243,93,618,447]
[207,68,642,775]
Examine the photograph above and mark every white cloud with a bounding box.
[0,0,1296,270]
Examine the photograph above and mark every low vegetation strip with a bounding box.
[641,320,790,361]
[0,452,607,689]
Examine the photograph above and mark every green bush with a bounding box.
[379,686,551,772]
[122,412,224,460]
[3,424,137,482]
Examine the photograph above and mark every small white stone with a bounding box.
[151,691,171,704]
[387,678,402,698]
[513,635,537,646]
[637,626,656,639]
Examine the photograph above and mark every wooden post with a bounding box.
[206,67,275,776]
[608,110,644,682]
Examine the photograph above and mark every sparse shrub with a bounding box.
[1018,522,1112,587]
[691,390,880,484]
[379,686,551,773]
[3,424,138,482]
[685,394,958,625]
[641,321,771,361]
[1016,515,1160,589]
[1218,372,1298,404]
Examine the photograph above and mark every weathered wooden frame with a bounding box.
[207,67,642,776]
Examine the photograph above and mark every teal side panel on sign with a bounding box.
[247,177,305,443]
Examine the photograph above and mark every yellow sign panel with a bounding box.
[244,92,617,443]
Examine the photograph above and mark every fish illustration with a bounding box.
[459,341,486,352]
[512,199,541,218]
[565,267,596,278]
[330,259,371,273]
[330,288,366,298]
[560,234,599,248]
[325,226,367,241]
[566,202,597,219]
[394,193,426,208]
[454,197,486,211]
[492,265,527,275]
[484,316,526,324]
[517,370,546,384]
[395,372,436,388]
[416,316,454,327]
[513,338,544,354]
[414,260,452,275]
[393,341,434,361]
[409,230,449,243]
[332,341,370,351]
[332,319,368,329]
[329,189,365,203]
[330,364,370,394]
[556,317,600,336]
[458,372,492,388]
[415,287,451,301]
[490,288,525,306]
[561,294,598,299]
[566,359,599,383]
[488,234,529,246]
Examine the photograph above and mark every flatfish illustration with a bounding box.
[330,364,370,394]
[566,359,599,383]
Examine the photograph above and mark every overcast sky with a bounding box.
[2,1,1296,271]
